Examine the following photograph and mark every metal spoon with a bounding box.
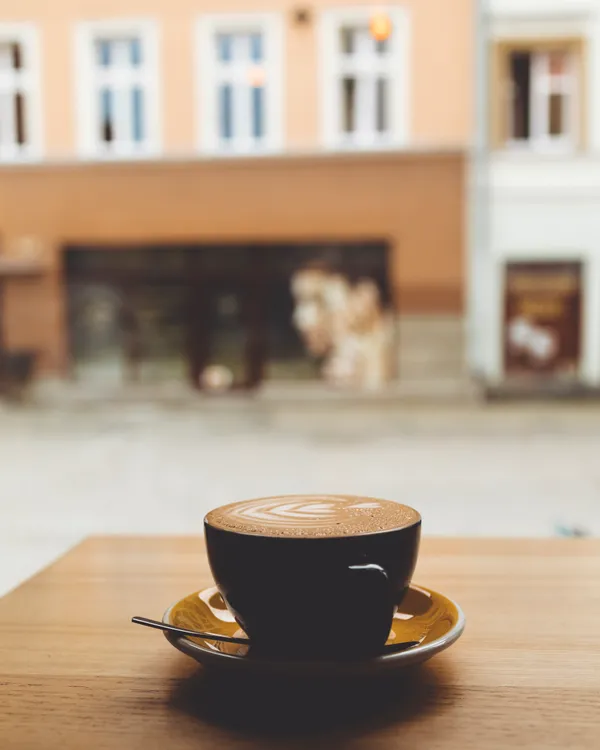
[132,616,420,651]
[132,616,251,645]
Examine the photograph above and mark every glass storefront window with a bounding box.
[264,282,321,380]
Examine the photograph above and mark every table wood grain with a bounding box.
[1,536,599,749]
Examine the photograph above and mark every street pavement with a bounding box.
[1,401,598,595]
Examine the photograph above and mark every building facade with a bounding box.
[0,1,474,393]
[470,0,600,392]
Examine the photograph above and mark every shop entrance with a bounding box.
[504,261,583,380]
[64,242,392,390]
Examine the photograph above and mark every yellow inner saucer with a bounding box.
[169,584,459,658]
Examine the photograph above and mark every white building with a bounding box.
[470,0,600,391]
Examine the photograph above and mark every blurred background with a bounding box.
[0,0,598,594]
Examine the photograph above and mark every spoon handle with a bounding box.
[132,616,251,645]
[132,616,420,653]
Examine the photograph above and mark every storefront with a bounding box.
[65,242,393,390]
[0,150,466,394]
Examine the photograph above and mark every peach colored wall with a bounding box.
[0,0,474,156]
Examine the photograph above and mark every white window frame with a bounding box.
[320,6,410,150]
[195,13,284,155]
[74,19,161,160]
[506,48,579,153]
[0,23,42,161]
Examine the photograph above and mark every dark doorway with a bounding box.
[504,261,583,379]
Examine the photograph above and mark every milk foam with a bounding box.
[206,495,420,538]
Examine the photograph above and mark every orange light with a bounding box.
[247,65,266,87]
[370,12,392,42]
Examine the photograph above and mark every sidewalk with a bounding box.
[32,375,480,410]
[1,401,598,596]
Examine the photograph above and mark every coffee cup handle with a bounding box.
[346,563,396,648]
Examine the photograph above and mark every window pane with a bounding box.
[549,93,565,136]
[376,77,388,133]
[132,87,144,142]
[0,43,23,72]
[342,77,356,133]
[219,84,233,140]
[97,40,112,67]
[68,282,125,386]
[252,85,264,139]
[250,33,263,62]
[217,33,232,62]
[130,38,142,67]
[340,27,354,55]
[509,52,531,140]
[203,285,248,386]
[100,88,114,143]
[14,92,26,144]
[12,43,23,70]
[375,38,389,55]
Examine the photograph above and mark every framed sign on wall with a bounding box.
[504,261,583,379]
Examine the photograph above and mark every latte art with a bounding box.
[229,497,382,528]
[206,495,420,538]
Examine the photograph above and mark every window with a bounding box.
[196,14,283,154]
[321,7,409,149]
[494,42,582,151]
[0,25,40,160]
[75,21,159,158]
[216,31,265,145]
[339,28,389,139]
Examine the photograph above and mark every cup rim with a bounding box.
[204,495,422,540]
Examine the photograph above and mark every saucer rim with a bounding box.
[162,583,465,672]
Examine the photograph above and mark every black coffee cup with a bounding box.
[204,496,421,660]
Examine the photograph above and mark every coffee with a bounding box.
[206,494,419,538]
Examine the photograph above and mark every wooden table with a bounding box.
[1,536,599,749]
